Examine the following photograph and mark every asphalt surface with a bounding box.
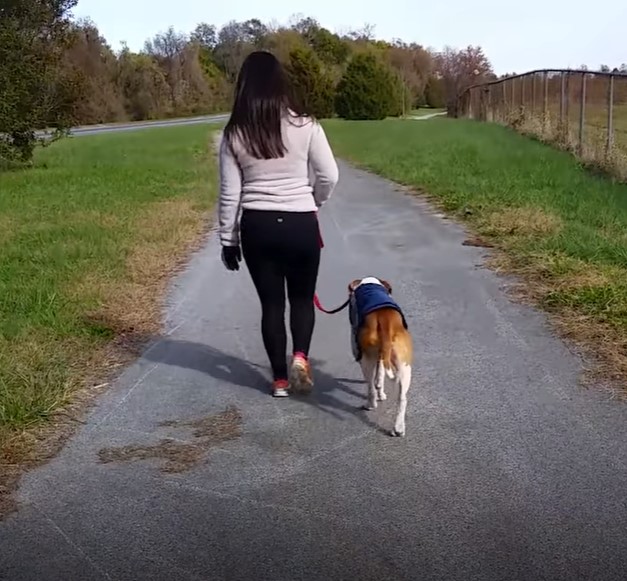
[46,111,436,138]
[1,161,627,580]
[34,114,229,139]
[410,112,447,120]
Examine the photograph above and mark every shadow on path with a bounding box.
[144,338,388,435]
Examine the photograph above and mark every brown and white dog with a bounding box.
[348,277,413,437]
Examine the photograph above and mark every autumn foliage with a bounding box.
[1,5,496,166]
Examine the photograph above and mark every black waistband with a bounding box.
[241,209,316,218]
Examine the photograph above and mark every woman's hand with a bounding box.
[221,246,242,271]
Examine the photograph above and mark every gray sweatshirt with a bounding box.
[218,114,339,247]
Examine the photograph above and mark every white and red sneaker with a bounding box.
[289,352,314,394]
[272,379,290,398]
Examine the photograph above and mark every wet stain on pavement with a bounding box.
[98,405,242,473]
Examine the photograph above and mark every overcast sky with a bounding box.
[72,0,626,75]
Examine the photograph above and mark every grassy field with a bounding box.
[324,117,627,383]
[0,125,217,468]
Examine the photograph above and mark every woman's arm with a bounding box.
[309,122,339,208]
[218,136,243,247]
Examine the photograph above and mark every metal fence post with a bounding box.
[511,78,515,114]
[578,72,587,156]
[478,87,483,120]
[543,71,549,132]
[606,75,615,157]
[560,72,566,127]
[502,80,507,120]
[487,85,493,122]
[564,72,570,137]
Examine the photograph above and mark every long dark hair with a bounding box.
[223,51,307,160]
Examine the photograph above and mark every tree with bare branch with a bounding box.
[433,45,494,116]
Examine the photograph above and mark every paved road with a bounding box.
[409,112,447,120]
[35,114,229,139]
[39,113,438,139]
[1,162,627,580]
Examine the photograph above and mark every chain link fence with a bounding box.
[459,70,627,180]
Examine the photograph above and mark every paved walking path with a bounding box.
[1,162,626,581]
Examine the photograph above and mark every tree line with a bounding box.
[0,0,494,168]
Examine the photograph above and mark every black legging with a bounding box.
[240,209,321,380]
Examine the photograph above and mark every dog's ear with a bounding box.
[380,279,393,294]
[348,279,361,293]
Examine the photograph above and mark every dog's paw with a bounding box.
[361,403,376,411]
[376,391,387,402]
[390,429,405,438]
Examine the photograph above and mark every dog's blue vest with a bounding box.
[349,283,408,362]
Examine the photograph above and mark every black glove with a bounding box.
[221,246,241,271]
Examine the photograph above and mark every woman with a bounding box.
[218,51,339,398]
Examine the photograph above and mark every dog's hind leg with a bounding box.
[360,358,378,411]
[375,360,387,402]
[391,363,411,437]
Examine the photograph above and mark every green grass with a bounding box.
[324,117,627,380]
[0,125,217,451]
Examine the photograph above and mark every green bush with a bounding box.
[335,53,399,120]
[0,0,80,167]
[286,48,335,119]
